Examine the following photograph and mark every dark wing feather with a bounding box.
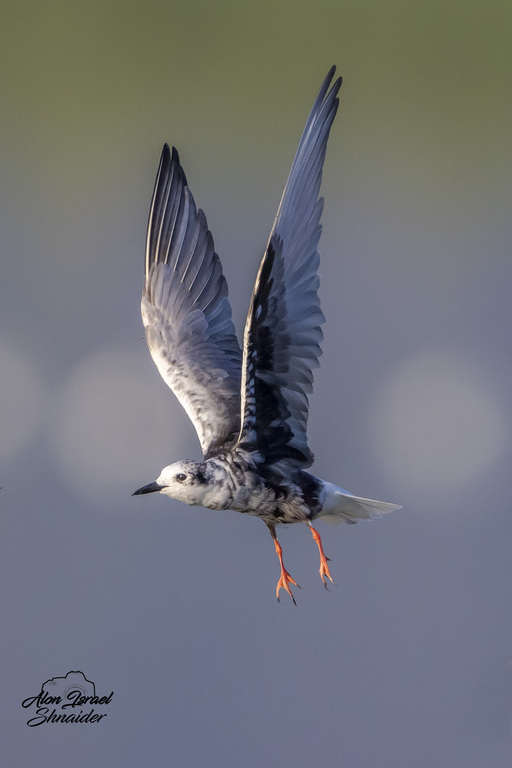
[238,67,341,467]
[142,145,243,458]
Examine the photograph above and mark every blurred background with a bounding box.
[1,1,511,765]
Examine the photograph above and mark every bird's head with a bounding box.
[132,459,212,506]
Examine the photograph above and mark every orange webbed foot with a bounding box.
[276,567,301,606]
[309,523,335,589]
[268,524,301,605]
[318,553,334,589]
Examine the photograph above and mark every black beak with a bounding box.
[132,481,163,496]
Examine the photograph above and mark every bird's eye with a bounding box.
[175,473,187,482]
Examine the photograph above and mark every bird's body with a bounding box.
[150,454,317,522]
[146,453,393,527]
[133,67,400,602]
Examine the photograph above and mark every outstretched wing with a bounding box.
[142,145,243,458]
[238,66,341,467]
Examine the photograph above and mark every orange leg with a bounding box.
[308,522,334,588]
[267,524,300,605]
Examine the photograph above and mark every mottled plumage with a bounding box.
[133,67,400,603]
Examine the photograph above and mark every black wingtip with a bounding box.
[324,65,341,88]
[319,66,342,107]
[169,145,187,188]
[159,144,181,174]
[160,142,171,163]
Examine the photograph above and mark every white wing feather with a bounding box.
[142,146,243,458]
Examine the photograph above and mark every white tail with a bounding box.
[319,482,401,525]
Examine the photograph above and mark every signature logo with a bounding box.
[21,671,113,726]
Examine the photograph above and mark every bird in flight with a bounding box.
[133,66,400,603]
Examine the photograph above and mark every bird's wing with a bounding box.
[142,145,243,458]
[237,66,341,467]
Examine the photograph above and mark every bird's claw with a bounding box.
[319,560,335,588]
[276,569,301,606]
[309,524,335,590]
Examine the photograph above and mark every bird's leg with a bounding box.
[267,524,300,605]
[308,522,334,589]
